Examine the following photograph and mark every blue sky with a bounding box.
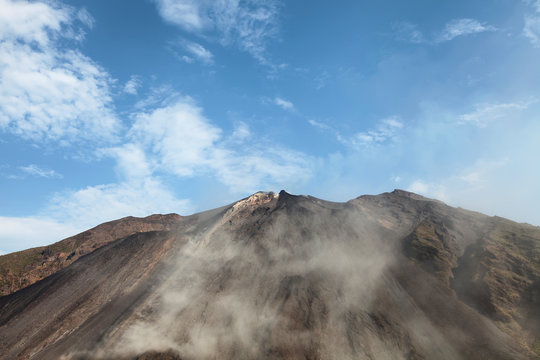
[1,0,540,254]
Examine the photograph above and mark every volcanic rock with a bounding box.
[0,190,538,359]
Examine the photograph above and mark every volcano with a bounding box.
[0,190,539,359]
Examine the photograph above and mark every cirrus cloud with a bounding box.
[458,101,534,127]
[153,0,281,64]
[395,18,496,44]
[19,164,62,179]
[436,18,496,42]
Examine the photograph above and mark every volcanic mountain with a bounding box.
[0,190,539,359]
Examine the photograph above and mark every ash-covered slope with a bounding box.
[0,190,539,359]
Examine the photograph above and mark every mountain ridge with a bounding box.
[0,190,539,359]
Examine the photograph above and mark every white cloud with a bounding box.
[130,98,221,177]
[274,97,294,111]
[180,40,214,64]
[0,1,303,253]
[19,164,62,179]
[153,0,280,64]
[436,18,496,42]
[129,96,311,192]
[0,0,69,46]
[209,145,310,192]
[524,15,540,47]
[396,18,495,44]
[308,119,331,130]
[154,0,204,31]
[458,101,532,127]
[0,0,120,144]
[103,143,154,179]
[352,117,403,147]
[124,75,142,95]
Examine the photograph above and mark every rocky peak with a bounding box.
[232,191,278,211]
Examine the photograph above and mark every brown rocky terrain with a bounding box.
[0,214,181,297]
[0,190,538,359]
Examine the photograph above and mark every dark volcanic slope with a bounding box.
[0,190,539,360]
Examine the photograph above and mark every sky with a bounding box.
[1,0,540,254]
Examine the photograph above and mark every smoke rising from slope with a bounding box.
[4,191,536,359]
[97,193,403,359]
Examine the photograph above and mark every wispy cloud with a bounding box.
[352,117,404,147]
[396,18,496,44]
[314,71,330,90]
[0,0,120,144]
[274,97,294,111]
[436,18,496,42]
[133,85,175,110]
[308,119,332,131]
[19,164,62,179]
[393,22,426,44]
[524,15,540,47]
[179,40,214,64]
[153,0,281,65]
[458,101,533,127]
[124,75,142,95]
[308,117,404,150]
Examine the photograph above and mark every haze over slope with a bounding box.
[0,190,539,359]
